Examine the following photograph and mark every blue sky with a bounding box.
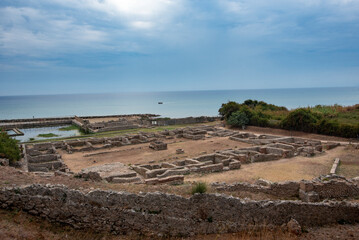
[0,0,358,95]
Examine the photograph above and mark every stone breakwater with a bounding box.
[1,184,359,236]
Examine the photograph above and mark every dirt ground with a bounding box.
[337,145,359,178]
[61,136,251,172]
[187,146,349,184]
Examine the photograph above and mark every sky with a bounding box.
[0,0,359,96]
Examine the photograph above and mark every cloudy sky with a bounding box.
[0,0,358,95]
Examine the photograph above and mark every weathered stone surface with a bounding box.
[158,175,184,184]
[75,171,102,181]
[149,141,167,151]
[324,142,340,150]
[198,163,223,173]
[176,149,184,154]
[28,161,63,171]
[157,168,190,178]
[1,184,359,237]
[215,180,299,198]
[300,177,359,200]
[0,158,9,166]
[251,153,281,162]
[228,161,241,170]
[111,176,142,183]
[145,169,168,179]
[28,154,59,163]
[287,218,302,235]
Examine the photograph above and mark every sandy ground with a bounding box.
[186,146,348,183]
[61,137,251,172]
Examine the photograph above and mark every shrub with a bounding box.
[280,108,322,132]
[315,119,339,136]
[250,111,270,127]
[218,101,241,120]
[227,111,249,127]
[0,130,21,164]
[192,182,207,194]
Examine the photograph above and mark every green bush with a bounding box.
[227,111,249,127]
[281,108,322,132]
[192,182,207,194]
[0,130,21,164]
[250,111,270,127]
[218,101,241,120]
[315,119,339,136]
[243,99,287,111]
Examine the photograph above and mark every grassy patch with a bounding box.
[37,133,59,138]
[192,182,207,194]
[58,125,79,131]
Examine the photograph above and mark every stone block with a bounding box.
[157,168,190,178]
[229,161,241,170]
[145,169,168,178]
[198,163,223,173]
[111,177,142,183]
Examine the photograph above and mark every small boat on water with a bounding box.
[158,102,163,104]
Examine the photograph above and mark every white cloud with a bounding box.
[0,7,107,57]
[219,0,242,13]
[51,0,185,31]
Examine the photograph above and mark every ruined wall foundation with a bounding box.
[1,184,359,237]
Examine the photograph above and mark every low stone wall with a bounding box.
[214,181,300,198]
[300,176,359,201]
[1,184,359,236]
[214,176,359,201]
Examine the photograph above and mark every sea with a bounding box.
[1,87,359,120]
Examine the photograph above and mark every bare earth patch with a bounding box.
[186,146,346,183]
[336,145,359,178]
[61,136,251,173]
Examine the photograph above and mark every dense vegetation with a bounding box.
[219,100,359,138]
[0,130,21,164]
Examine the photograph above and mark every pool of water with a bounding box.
[14,125,81,142]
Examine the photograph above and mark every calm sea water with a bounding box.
[12,125,81,142]
[1,87,358,120]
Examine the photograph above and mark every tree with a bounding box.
[0,130,21,164]
[218,101,241,120]
[227,111,249,128]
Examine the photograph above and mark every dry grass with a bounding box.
[186,147,346,184]
[336,145,359,178]
[238,125,356,143]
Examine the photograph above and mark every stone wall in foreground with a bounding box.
[1,184,359,236]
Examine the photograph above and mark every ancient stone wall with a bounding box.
[214,176,359,201]
[1,185,359,236]
[214,181,300,198]
[299,176,359,201]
